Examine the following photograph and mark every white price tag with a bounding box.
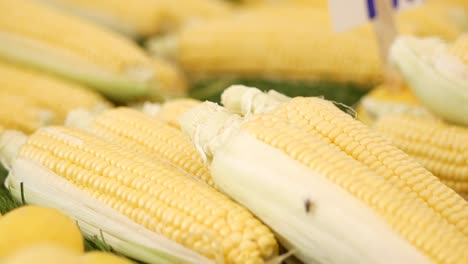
[329,0,425,32]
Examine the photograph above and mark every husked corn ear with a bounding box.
[0,92,53,134]
[156,4,461,87]
[38,0,165,37]
[176,7,383,85]
[242,114,467,264]
[156,98,202,129]
[0,0,177,101]
[373,114,468,195]
[180,101,468,264]
[0,61,110,123]
[39,0,232,37]
[274,98,468,234]
[68,108,215,187]
[11,126,278,263]
[220,86,468,235]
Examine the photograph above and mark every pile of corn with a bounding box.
[0,0,467,263]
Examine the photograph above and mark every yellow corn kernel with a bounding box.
[272,97,468,235]
[0,61,110,123]
[373,114,468,194]
[156,98,201,129]
[18,126,278,263]
[89,108,214,187]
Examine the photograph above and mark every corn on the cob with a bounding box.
[390,34,468,126]
[220,85,468,235]
[0,61,110,123]
[0,92,53,134]
[163,7,383,86]
[0,127,278,263]
[38,0,232,37]
[355,84,431,125]
[66,107,215,187]
[180,100,468,264]
[0,0,184,102]
[37,0,164,37]
[373,114,468,196]
[148,4,462,88]
[154,98,202,129]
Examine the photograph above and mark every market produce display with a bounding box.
[0,0,467,263]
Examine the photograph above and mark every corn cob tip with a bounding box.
[0,130,27,170]
[221,85,262,115]
[266,89,291,102]
[65,109,96,131]
[221,85,288,116]
[179,102,242,161]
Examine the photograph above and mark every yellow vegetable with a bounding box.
[148,4,462,88]
[220,85,468,233]
[0,0,184,102]
[38,0,232,37]
[0,206,84,257]
[0,60,111,124]
[180,95,468,263]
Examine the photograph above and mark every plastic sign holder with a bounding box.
[329,0,425,91]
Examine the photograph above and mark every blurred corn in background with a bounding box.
[147,1,465,105]
[36,0,233,37]
[0,0,187,102]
